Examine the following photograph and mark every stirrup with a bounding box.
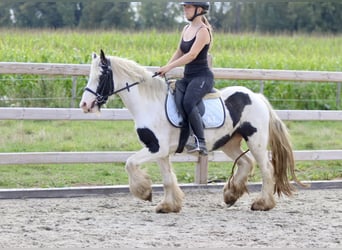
[198,142,208,156]
[186,135,200,153]
[186,135,208,156]
[185,135,198,151]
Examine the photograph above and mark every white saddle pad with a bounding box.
[165,91,225,129]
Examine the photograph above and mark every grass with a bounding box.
[1,29,341,109]
[0,120,341,188]
[0,164,128,188]
[1,30,341,71]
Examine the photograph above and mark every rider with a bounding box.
[157,1,214,155]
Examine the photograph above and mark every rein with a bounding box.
[113,81,140,95]
[85,81,140,102]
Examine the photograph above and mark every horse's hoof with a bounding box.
[223,182,247,208]
[155,203,181,213]
[129,185,152,202]
[156,208,169,213]
[251,199,275,211]
[223,190,238,207]
[224,196,237,207]
[144,192,152,202]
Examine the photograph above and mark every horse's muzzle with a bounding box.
[80,101,92,113]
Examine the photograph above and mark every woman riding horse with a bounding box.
[157,2,214,155]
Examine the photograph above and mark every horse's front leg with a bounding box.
[125,148,153,201]
[221,135,254,206]
[156,156,184,213]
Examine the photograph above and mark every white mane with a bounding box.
[109,56,168,101]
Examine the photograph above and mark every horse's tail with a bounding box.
[259,94,307,197]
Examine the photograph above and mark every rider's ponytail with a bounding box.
[202,15,213,50]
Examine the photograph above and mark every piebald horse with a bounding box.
[80,50,304,213]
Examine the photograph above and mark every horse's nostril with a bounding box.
[81,102,87,108]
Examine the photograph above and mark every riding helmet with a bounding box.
[180,2,210,11]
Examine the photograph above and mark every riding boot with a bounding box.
[187,108,208,155]
[175,120,190,153]
[175,83,191,153]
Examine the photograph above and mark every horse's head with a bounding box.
[80,50,114,113]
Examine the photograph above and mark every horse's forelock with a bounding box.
[90,56,102,78]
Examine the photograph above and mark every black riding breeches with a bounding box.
[175,71,214,117]
[174,72,214,142]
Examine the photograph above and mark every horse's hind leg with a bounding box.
[155,156,184,213]
[222,134,254,207]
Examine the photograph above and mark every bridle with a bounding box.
[84,58,140,107]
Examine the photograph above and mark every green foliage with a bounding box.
[78,2,133,30]
[0,120,141,152]
[138,2,182,31]
[0,164,128,188]
[1,2,341,33]
[0,30,341,109]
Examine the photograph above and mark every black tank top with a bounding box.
[180,27,211,76]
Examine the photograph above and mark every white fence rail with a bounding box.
[0,108,342,121]
[0,150,341,166]
[1,62,342,82]
[0,62,341,184]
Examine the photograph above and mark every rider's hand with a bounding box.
[157,65,171,77]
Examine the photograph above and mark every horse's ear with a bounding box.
[92,52,97,60]
[100,49,107,65]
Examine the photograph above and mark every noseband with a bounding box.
[85,58,140,107]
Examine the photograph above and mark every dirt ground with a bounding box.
[0,188,341,248]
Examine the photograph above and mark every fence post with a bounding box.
[71,76,77,108]
[194,155,208,184]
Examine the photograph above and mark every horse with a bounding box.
[80,50,305,213]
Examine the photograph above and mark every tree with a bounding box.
[56,3,82,28]
[12,3,64,28]
[0,1,341,34]
[0,2,79,29]
[0,3,14,27]
[137,2,181,30]
[254,2,293,33]
[78,2,134,29]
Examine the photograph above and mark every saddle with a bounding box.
[165,81,226,153]
[165,81,226,129]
